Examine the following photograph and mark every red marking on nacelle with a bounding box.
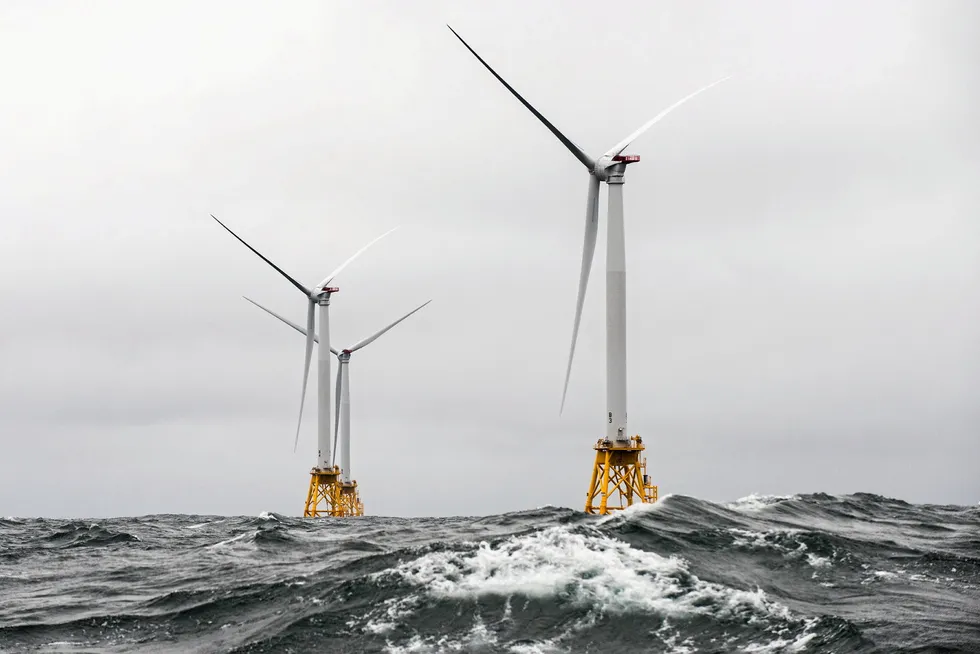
[342,349,352,355]
[322,286,340,293]
[613,154,641,163]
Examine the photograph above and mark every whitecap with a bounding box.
[595,493,674,525]
[508,641,565,653]
[806,553,832,569]
[209,531,251,548]
[383,526,791,621]
[727,528,833,570]
[726,494,793,512]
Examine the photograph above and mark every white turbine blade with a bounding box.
[560,175,601,414]
[315,227,399,290]
[348,300,432,353]
[447,25,594,171]
[243,297,340,355]
[602,75,732,159]
[244,297,314,343]
[293,299,316,452]
[332,363,341,467]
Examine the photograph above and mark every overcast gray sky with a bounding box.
[1,0,977,518]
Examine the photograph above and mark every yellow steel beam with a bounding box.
[584,436,658,515]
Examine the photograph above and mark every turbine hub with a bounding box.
[592,160,611,182]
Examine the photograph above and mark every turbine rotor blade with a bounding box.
[210,215,312,297]
[294,299,316,452]
[447,25,594,171]
[348,300,432,353]
[332,362,341,467]
[560,175,601,414]
[243,296,333,349]
[602,76,732,159]
[316,227,399,290]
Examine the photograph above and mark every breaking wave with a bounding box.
[0,493,977,652]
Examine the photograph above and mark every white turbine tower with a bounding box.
[448,27,730,513]
[211,215,395,516]
[244,296,431,509]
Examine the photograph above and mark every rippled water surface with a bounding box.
[1,493,978,653]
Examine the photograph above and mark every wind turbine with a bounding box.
[447,26,730,513]
[244,296,431,515]
[211,215,396,516]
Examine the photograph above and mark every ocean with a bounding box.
[1,493,977,653]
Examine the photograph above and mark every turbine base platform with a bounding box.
[336,481,364,517]
[303,467,342,518]
[584,435,658,515]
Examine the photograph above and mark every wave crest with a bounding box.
[384,526,791,622]
[41,523,141,548]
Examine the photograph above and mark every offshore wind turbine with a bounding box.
[448,26,730,514]
[244,297,431,516]
[211,215,395,517]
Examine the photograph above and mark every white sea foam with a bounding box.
[654,618,697,653]
[384,526,791,621]
[507,641,566,653]
[726,494,793,512]
[382,616,499,653]
[594,493,674,525]
[806,553,832,568]
[209,531,250,548]
[729,527,801,548]
[743,632,816,653]
[728,528,833,570]
[364,596,422,635]
[378,610,568,653]
[863,570,900,584]
[257,511,279,521]
[383,634,433,653]
[743,618,819,652]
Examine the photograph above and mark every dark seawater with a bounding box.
[1,493,978,653]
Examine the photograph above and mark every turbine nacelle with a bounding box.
[592,154,641,181]
[317,286,340,298]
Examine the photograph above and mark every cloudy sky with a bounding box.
[1,1,976,518]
